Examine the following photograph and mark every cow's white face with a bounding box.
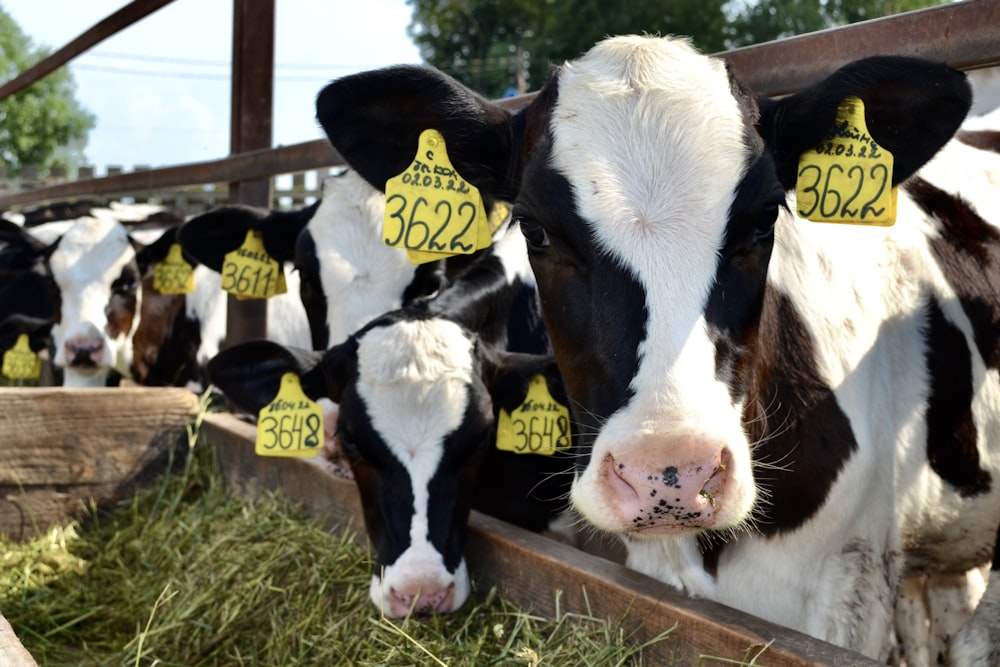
[514,37,768,536]
[344,316,483,617]
[48,215,141,387]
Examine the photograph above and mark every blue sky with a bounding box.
[4,0,422,173]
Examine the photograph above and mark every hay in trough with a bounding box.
[1,422,672,666]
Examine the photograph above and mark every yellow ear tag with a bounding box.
[221,230,288,299]
[255,372,323,457]
[496,374,572,456]
[796,96,897,226]
[153,243,195,294]
[2,334,41,381]
[384,129,492,265]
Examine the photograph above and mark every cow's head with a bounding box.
[0,214,147,386]
[208,308,562,618]
[316,36,970,541]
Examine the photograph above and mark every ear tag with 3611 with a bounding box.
[383,129,493,265]
[221,229,288,299]
[153,243,195,294]
[496,374,572,456]
[255,372,324,457]
[796,95,897,226]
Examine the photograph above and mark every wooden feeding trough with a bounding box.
[0,386,201,667]
[202,411,880,666]
[0,388,879,665]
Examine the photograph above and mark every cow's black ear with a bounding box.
[482,350,565,416]
[177,206,267,271]
[757,56,971,190]
[304,337,359,404]
[255,201,319,264]
[207,340,324,414]
[316,65,521,202]
[133,225,196,276]
[0,218,51,256]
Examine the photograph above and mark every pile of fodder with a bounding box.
[1,433,672,666]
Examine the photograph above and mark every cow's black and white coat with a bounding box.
[317,36,1000,664]
[178,169,450,353]
[208,222,570,619]
[0,211,310,387]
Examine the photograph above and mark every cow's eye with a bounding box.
[755,202,781,240]
[517,217,550,249]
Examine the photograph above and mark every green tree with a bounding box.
[407,0,730,98]
[726,0,948,47]
[0,4,94,176]
[408,0,952,97]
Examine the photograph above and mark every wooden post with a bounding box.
[226,0,275,346]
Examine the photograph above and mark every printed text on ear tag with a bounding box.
[255,372,323,457]
[384,129,492,264]
[796,96,897,226]
[496,374,572,456]
[153,243,195,294]
[221,230,288,299]
[2,333,41,381]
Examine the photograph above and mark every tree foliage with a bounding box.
[0,4,94,176]
[406,0,947,98]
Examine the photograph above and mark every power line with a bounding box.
[84,49,405,72]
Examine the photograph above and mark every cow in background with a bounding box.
[0,210,311,388]
[317,37,1000,664]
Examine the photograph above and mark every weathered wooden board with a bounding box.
[0,387,200,541]
[202,411,879,666]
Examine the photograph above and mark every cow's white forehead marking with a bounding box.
[550,36,753,408]
[356,317,474,472]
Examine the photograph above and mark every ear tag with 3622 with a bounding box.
[496,374,572,456]
[153,243,195,294]
[384,129,493,265]
[796,96,897,226]
[255,372,324,457]
[2,333,41,381]
[221,230,288,299]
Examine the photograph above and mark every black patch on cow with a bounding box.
[957,129,1000,154]
[992,522,1000,571]
[293,229,329,351]
[707,153,785,397]
[513,118,645,467]
[738,290,859,536]
[336,384,418,572]
[907,177,1000,371]
[924,297,992,498]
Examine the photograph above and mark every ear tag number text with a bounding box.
[221,230,288,299]
[496,374,572,456]
[255,372,323,457]
[153,243,195,294]
[796,96,897,226]
[2,334,41,381]
[384,129,492,265]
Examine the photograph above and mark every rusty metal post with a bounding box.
[226,0,275,347]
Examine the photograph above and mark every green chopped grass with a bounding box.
[1,416,672,666]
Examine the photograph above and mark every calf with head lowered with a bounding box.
[208,223,574,618]
[317,36,1000,664]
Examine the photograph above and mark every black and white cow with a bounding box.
[208,222,572,618]
[178,168,459,352]
[316,36,1000,664]
[0,211,311,387]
